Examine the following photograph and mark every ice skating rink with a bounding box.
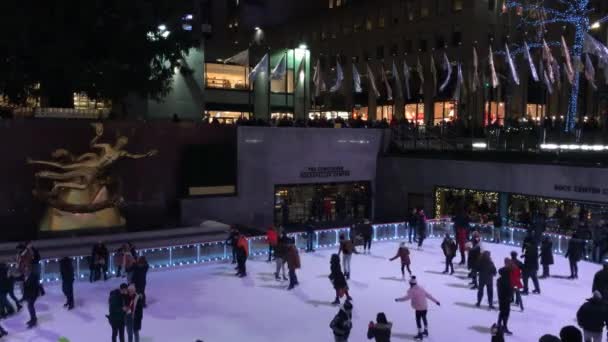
[2,238,599,341]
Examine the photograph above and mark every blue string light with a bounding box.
[506,0,607,132]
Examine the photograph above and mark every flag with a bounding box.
[453,63,466,101]
[330,62,344,92]
[524,42,539,82]
[381,65,393,101]
[489,46,499,88]
[416,57,425,95]
[540,59,552,95]
[403,60,412,100]
[585,53,597,90]
[249,54,268,83]
[392,61,403,99]
[505,43,520,85]
[542,40,555,84]
[367,64,381,98]
[471,47,480,93]
[352,64,362,93]
[296,57,306,86]
[561,36,575,84]
[224,49,249,65]
[439,53,452,92]
[271,54,287,80]
[430,54,437,95]
[552,59,562,90]
[313,59,326,97]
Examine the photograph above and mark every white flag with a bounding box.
[430,54,437,95]
[524,42,539,82]
[542,40,555,84]
[585,53,597,90]
[330,62,344,92]
[381,65,393,101]
[439,53,452,92]
[416,57,425,95]
[453,63,465,101]
[296,57,306,86]
[489,46,499,88]
[313,59,326,97]
[392,61,403,99]
[505,44,520,85]
[367,64,381,98]
[472,47,480,93]
[249,54,268,83]
[561,36,575,84]
[224,49,249,66]
[403,60,412,100]
[352,64,362,93]
[271,54,287,80]
[543,69,553,95]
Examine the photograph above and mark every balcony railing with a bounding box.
[26,221,592,283]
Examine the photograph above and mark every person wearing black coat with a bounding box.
[496,266,513,336]
[59,257,75,310]
[132,257,149,308]
[305,218,316,253]
[107,284,128,342]
[226,228,239,264]
[540,237,554,279]
[330,300,353,342]
[361,220,374,254]
[0,264,15,318]
[91,242,109,282]
[592,263,608,300]
[23,272,39,328]
[441,235,457,274]
[565,233,584,279]
[522,241,541,295]
[416,210,427,248]
[576,291,606,342]
[468,240,482,289]
[330,254,352,305]
[476,251,497,309]
[407,208,418,244]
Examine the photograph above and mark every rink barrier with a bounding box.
[28,221,592,283]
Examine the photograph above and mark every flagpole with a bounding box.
[267,46,271,121]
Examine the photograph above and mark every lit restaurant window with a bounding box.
[205,63,249,90]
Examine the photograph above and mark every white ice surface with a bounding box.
[2,238,600,342]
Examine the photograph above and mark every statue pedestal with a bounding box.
[39,185,125,231]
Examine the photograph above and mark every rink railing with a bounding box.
[31,220,593,283]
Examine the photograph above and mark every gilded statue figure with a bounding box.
[28,123,157,231]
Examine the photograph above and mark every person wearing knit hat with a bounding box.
[395,276,440,340]
[576,291,605,342]
[330,300,353,342]
[389,242,411,279]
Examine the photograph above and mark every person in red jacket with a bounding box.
[456,226,468,265]
[235,233,249,278]
[389,242,411,279]
[506,258,524,312]
[266,226,278,262]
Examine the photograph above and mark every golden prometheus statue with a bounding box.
[27,123,157,231]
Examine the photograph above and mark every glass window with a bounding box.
[453,0,464,11]
[484,101,505,125]
[353,107,369,121]
[405,103,425,124]
[271,112,294,119]
[73,93,111,111]
[270,68,295,93]
[204,111,250,124]
[433,101,457,124]
[205,63,249,90]
[526,104,546,122]
[376,105,394,121]
[365,17,373,31]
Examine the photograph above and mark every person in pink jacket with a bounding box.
[394,276,440,341]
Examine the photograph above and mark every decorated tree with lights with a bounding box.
[504,0,608,132]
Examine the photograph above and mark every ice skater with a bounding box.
[107,283,128,342]
[235,233,249,278]
[496,267,513,336]
[23,271,39,328]
[389,242,411,279]
[330,300,353,342]
[329,254,352,305]
[274,234,288,281]
[394,276,440,341]
[468,236,481,289]
[453,209,470,265]
[59,257,75,310]
[338,234,358,280]
[441,234,457,274]
[407,208,418,244]
[565,233,584,280]
[576,291,605,342]
[522,240,541,295]
[266,226,278,262]
[361,219,374,254]
[592,262,608,299]
[540,236,554,279]
[367,312,392,342]
[286,242,300,290]
[506,258,524,312]
[416,209,427,249]
[476,251,496,309]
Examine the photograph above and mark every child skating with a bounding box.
[394,276,440,340]
[389,242,411,279]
